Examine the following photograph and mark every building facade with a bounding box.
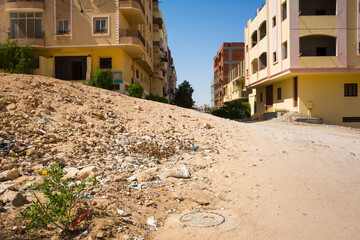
[224,61,248,103]
[212,42,244,107]
[0,0,175,97]
[245,0,360,127]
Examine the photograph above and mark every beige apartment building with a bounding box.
[0,0,175,97]
[224,62,248,103]
[245,0,360,127]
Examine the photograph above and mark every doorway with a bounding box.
[55,56,87,80]
[266,85,273,110]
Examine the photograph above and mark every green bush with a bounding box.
[145,94,168,103]
[92,69,113,89]
[0,39,34,74]
[210,108,228,118]
[210,101,251,120]
[128,82,144,98]
[20,163,98,232]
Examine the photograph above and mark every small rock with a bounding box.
[6,103,17,111]
[1,190,28,207]
[63,167,80,179]
[0,169,20,182]
[77,166,98,180]
[26,149,35,157]
[162,165,191,179]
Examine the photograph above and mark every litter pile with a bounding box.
[0,74,221,239]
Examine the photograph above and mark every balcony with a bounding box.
[5,0,44,11]
[9,31,45,47]
[299,15,337,38]
[299,56,338,68]
[119,0,145,24]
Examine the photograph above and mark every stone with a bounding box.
[162,165,191,179]
[77,166,98,180]
[0,169,20,182]
[6,103,17,111]
[63,167,80,179]
[1,190,28,207]
[26,149,35,157]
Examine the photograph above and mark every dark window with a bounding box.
[58,20,69,35]
[94,18,108,34]
[34,58,39,69]
[100,58,112,69]
[283,42,288,59]
[10,12,43,39]
[272,16,276,27]
[110,84,120,91]
[316,10,326,15]
[273,52,277,63]
[343,117,360,122]
[344,84,358,97]
[316,47,327,56]
[294,77,298,107]
[277,88,282,100]
[136,69,139,79]
[260,92,263,102]
[282,2,287,21]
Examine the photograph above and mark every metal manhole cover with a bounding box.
[180,212,225,228]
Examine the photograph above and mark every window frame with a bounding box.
[277,87,282,100]
[282,1,287,21]
[99,57,112,69]
[92,16,110,36]
[57,19,69,35]
[344,84,358,97]
[10,12,43,39]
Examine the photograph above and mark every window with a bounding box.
[136,69,139,79]
[58,20,69,35]
[282,1,287,21]
[316,47,327,56]
[34,58,39,69]
[246,45,248,53]
[282,41,288,59]
[343,117,360,122]
[10,12,43,39]
[272,16,276,27]
[110,84,120,91]
[344,84,358,97]
[273,51,277,63]
[260,92,263,102]
[100,58,112,69]
[277,88,282,100]
[93,17,108,34]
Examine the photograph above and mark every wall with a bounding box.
[298,73,360,127]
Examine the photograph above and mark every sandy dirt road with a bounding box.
[153,121,360,240]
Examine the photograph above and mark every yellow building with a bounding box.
[245,0,360,127]
[0,0,174,96]
[224,62,248,103]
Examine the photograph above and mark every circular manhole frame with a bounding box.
[179,212,225,228]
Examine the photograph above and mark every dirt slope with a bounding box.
[1,74,360,240]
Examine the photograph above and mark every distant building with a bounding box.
[194,105,210,114]
[212,42,245,107]
[224,61,248,104]
[244,0,360,127]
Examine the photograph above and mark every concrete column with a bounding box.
[86,57,91,81]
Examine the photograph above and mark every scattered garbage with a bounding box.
[72,210,92,227]
[147,216,158,230]
[162,165,191,179]
[0,141,15,155]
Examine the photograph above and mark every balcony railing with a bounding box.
[119,0,144,14]
[57,30,70,35]
[119,29,145,46]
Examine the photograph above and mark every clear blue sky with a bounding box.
[160,0,265,106]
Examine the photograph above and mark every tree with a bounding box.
[173,80,195,108]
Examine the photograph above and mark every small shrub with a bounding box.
[128,82,144,98]
[92,69,113,89]
[20,163,97,232]
[145,94,168,103]
[210,108,228,118]
[211,102,251,119]
[0,39,34,74]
